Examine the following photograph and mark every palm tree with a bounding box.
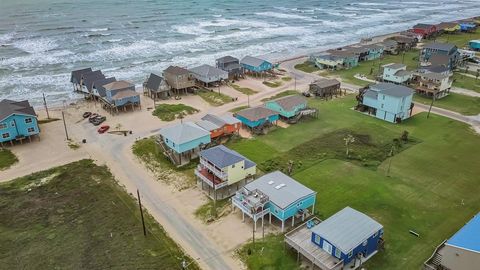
[344,134,355,157]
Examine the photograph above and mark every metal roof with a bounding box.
[416,71,449,80]
[244,171,315,209]
[189,64,228,79]
[103,80,135,91]
[70,68,92,83]
[420,65,450,74]
[0,99,36,121]
[266,95,307,112]
[159,122,210,145]
[446,213,480,252]
[82,70,105,91]
[195,119,220,131]
[201,114,226,127]
[240,56,270,67]
[382,63,406,70]
[93,77,117,97]
[413,23,435,29]
[112,89,139,100]
[145,73,168,92]
[370,82,414,98]
[424,42,456,52]
[200,145,255,169]
[235,106,278,122]
[394,70,412,77]
[311,207,383,254]
[311,78,341,89]
[164,66,190,76]
[220,114,240,125]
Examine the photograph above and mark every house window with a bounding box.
[166,138,169,143]
[383,95,385,100]
[28,127,35,133]
[373,231,378,238]
[381,104,384,109]
[172,142,175,147]
[11,121,15,127]
[314,234,320,244]
[296,201,303,207]
[363,240,368,246]
[2,133,10,139]
[348,251,353,258]
[335,248,341,259]
[25,118,32,123]
[0,123,6,129]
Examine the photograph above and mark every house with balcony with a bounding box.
[163,66,195,94]
[157,122,211,166]
[421,42,459,70]
[357,83,414,123]
[436,22,460,34]
[380,39,399,55]
[411,23,437,38]
[311,50,359,70]
[310,207,383,267]
[195,145,256,199]
[470,40,480,51]
[424,213,480,270]
[232,171,316,232]
[235,106,279,129]
[216,56,243,80]
[100,80,141,113]
[240,56,273,75]
[0,99,39,146]
[143,73,171,100]
[264,95,307,119]
[412,71,452,99]
[189,64,229,86]
[196,113,241,140]
[309,78,341,99]
[70,68,92,92]
[381,63,412,84]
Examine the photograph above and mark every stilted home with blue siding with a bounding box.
[232,171,316,232]
[421,42,459,70]
[157,122,211,166]
[100,80,141,113]
[310,207,384,267]
[235,106,279,131]
[0,99,39,146]
[240,56,273,75]
[264,95,307,119]
[357,83,414,123]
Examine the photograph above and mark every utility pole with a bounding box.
[251,207,255,248]
[213,176,217,219]
[294,75,297,91]
[43,93,50,119]
[247,94,250,107]
[427,94,436,119]
[62,111,69,140]
[402,51,405,64]
[137,189,147,237]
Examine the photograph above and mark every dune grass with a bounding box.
[230,95,480,270]
[0,159,199,270]
[152,104,199,121]
[261,90,300,102]
[230,105,250,113]
[231,84,258,95]
[414,93,480,115]
[0,148,18,170]
[294,61,320,73]
[262,81,282,88]
[197,89,233,106]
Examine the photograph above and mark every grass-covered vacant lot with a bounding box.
[452,73,480,93]
[198,88,233,106]
[261,90,300,102]
[152,103,199,121]
[294,61,320,73]
[230,96,480,270]
[414,93,480,115]
[0,148,17,170]
[0,159,198,270]
[231,84,258,95]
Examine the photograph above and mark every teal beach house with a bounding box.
[264,95,307,119]
[0,99,39,146]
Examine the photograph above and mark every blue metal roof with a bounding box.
[446,213,480,252]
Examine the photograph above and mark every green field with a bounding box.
[231,84,258,95]
[198,89,233,106]
[0,148,17,170]
[0,160,198,270]
[262,81,282,88]
[261,90,300,102]
[294,61,320,73]
[435,28,480,48]
[452,73,480,93]
[152,103,199,121]
[230,96,480,270]
[414,93,480,115]
[230,105,250,113]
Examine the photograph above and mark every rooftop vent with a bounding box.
[268,181,274,185]
[275,184,286,190]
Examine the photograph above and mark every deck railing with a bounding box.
[232,195,270,221]
[199,158,227,180]
[195,166,229,190]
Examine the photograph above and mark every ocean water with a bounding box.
[1,0,480,106]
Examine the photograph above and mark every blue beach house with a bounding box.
[310,207,384,266]
[264,95,307,119]
[101,80,141,113]
[469,40,480,51]
[459,22,476,32]
[232,171,316,231]
[426,213,480,270]
[235,106,279,129]
[240,56,273,74]
[158,122,211,165]
[359,83,414,123]
[0,99,39,146]
[421,42,459,70]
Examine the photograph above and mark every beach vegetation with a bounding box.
[230,84,258,95]
[0,159,199,269]
[294,61,320,73]
[452,72,480,93]
[261,90,300,102]
[262,81,282,88]
[152,104,199,121]
[230,105,250,113]
[414,93,480,115]
[197,89,233,106]
[194,198,231,224]
[0,148,18,170]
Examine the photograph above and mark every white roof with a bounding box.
[158,122,210,145]
[311,207,383,254]
[244,171,315,209]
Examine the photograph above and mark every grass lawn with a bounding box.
[0,148,18,170]
[434,28,480,48]
[37,118,60,124]
[452,72,480,93]
[262,81,282,88]
[414,93,480,115]
[152,104,199,121]
[198,89,233,106]
[281,76,292,82]
[294,61,320,73]
[261,90,300,102]
[194,198,231,224]
[230,95,480,270]
[231,84,258,95]
[324,50,420,87]
[0,159,199,270]
[230,105,250,113]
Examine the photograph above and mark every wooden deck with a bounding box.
[285,218,344,270]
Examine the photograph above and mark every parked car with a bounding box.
[88,113,99,123]
[302,91,311,97]
[97,125,110,134]
[91,116,106,126]
[83,112,92,118]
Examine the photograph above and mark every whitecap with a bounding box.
[89,27,109,32]
[12,37,58,53]
[255,11,319,21]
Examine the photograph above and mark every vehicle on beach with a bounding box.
[91,116,106,126]
[97,125,110,134]
[83,112,92,118]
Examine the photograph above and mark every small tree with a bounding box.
[476,69,479,81]
[344,134,355,157]
[400,130,409,143]
[287,160,294,175]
